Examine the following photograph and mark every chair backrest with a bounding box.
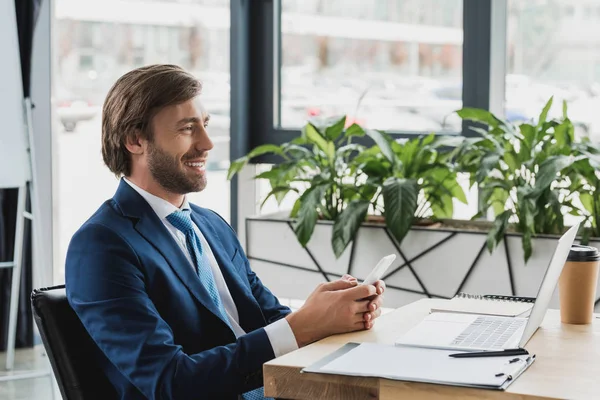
[31,285,117,400]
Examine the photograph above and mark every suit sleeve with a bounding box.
[66,223,275,399]
[241,249,292,324]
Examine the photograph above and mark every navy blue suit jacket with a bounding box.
[65,179,291,399]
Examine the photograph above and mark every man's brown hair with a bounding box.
[101,64,202,176]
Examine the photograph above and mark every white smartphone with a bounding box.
[361,254,396,286]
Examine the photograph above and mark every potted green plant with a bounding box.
[228,116,468,257]
[455,97,586,262]
[567,140,600,243]
[227,116,485,305]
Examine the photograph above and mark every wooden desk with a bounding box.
[264,299,600,400]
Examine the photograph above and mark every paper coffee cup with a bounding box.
[559,245,600,324]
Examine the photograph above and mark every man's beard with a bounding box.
[147,142,207,194]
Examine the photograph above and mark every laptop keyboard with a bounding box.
[451,316,525,349]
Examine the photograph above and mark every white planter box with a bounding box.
[246,213,600,312]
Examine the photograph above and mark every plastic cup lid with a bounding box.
[568,245,600,261]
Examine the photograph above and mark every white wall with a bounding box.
[0,0,30,188]
[31,0,54,287]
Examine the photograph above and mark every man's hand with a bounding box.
[339,275,386,330]
[285,276,384,347]
[363,280,385,330]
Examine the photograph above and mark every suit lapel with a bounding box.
[113,180,231,329]
[191,212,266,332]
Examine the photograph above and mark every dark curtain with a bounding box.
[15,0,42,98]
[0,187,34,350]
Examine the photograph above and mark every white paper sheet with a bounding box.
[314,343,532,388]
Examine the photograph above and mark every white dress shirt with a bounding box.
[124,179,298,358]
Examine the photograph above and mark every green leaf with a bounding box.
[303,123,331,158]
[345,123,366,138]
[427,168,466,204]
[260,186,298,209]
[537,97,553,129]
[522,231,533,263]
[353,146,383,164]
[325,116,347,141]
[504,151,520,172]
[341,185,360,201]
[580,193,594,213]
[337,143,363,153]
[549,190,564,233]
[331,200,370,258]
[518,196,537,232]
[282,143,313,159]
[532,155,581,195]
[519,123,536,156]
[476,153,501,183]
[421,133,436,147]
[292,184,329,246]
[366,129,395,164]
[361,159,389,179]
[382,177,419,245]
[326,141,335,161]
[253,167,286,181]
[247,144,283,159]
[397,138,422,176]
[449,180,467,204]
[359,184,379,202]
[227,157,247,180]
[478,181,509,215]
[562,100,568,119]
[431,193,454,219]
[456,108,499,128]
[290,198,302,218]
[553,120,573,148]
[487,210,511,253]
[433,135,466,149]
[491,188,509,216]
[581,226,591,246]
[291,135,309,145]
[274,190,292,205]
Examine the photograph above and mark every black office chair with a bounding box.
[31,285,118,400]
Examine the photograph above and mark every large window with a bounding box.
[53,0,231,281]
[506,0,600,141]
[278,0,463,133]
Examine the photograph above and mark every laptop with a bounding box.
[395,223,579,352]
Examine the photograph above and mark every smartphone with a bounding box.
[361,254,396,286]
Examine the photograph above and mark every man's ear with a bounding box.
[124,130,145,155]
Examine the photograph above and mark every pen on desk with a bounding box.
[449,348,529,358]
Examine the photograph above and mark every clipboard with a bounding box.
[302,342,535,390]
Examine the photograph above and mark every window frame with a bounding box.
[230,0,508,229]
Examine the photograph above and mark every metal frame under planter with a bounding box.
[246,213,600,311]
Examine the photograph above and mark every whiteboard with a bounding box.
[0,0,31,188]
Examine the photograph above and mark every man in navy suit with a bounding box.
[66,64,385,399]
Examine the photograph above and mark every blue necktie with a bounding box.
[166,210,268,400]
[167,210,229,324]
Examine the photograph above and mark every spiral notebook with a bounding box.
[430,293,535,317]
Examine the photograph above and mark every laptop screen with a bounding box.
[518,223,580,347]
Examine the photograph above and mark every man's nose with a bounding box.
[196,128,214,151]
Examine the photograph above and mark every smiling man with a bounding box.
[65,64,385,400]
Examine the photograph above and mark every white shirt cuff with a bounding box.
[263,317,299,358]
